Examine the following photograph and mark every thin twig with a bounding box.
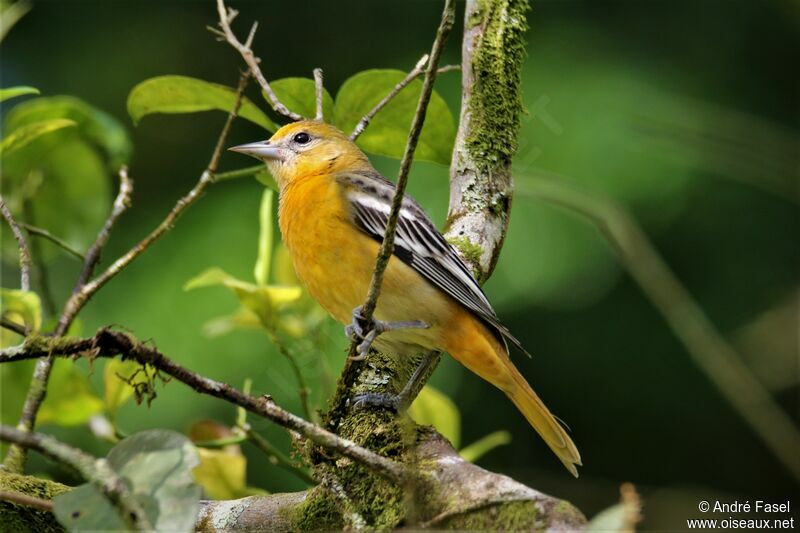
[0,329,410,483]
[0,490,54,512]
[0,425,152,531]
[349,61,459,142]
[0,196,32,291]
[56,74,249,336]
[65,165,134,319]
[2,74,252,474]
[347,0,456,362]
[0,318,27,336]
[350,55,429,141]
[18,227,79,260]
[21,201,57,317]
[517,172,800,482]
[215,164,264,182]
[267,330,314,422]
[216,0,303,121]
[313,68,324,121]
[241,423,315,484]
[17,222,85,261]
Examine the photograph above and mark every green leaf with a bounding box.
[54,430,201,532]
[184,267,302,328]
[202,308,261,337]
[408,385,461,448]
[269,77,334,121]
[0,118,76,157]
[254,189,274,286]
[0,86,39,103]
[0,136,112,264]
[333,69,456,165]
[255,169,278,190]
[459,430,511,463]
[0,0,31,42]
[39,360,104,427]
[0,289,41,332]
[53,484,129,531]
[5,95,132,168]
[128,75,276,131]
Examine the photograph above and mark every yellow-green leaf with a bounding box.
[333,69,456,165]
[0,289,41,332]
[270,77,334,121]
[0,86,39,103]
[408,385,461,448]
[202,308,261,337]
[103,358,143,417]
[5,95,132,168]
[459,430,511,463]
[39,360,104,426]
[128,75,276,131]
[254,189,274,286]
[0,118,75,157]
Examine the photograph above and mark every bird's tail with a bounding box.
[442,311,581,476]
[503,361,582,477]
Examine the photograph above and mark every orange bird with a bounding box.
[231,121,581,476]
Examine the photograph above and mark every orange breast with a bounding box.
[277,174,454,354]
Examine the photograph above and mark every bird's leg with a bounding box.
[351,351,440,412]
[345,305,429,361]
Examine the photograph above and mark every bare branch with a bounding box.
[57,73,249,336]
[17,222,85,261]
[313,68,324,121]
[0,318,27,336]
[349,55,429,141]
[216,0,303,121]
[0,490,54,512]
[66,166,134,315]
[0,329,409,483]
[348,0,456,357]
[2,74,252,474]
[0,425,153,530]
[517,172,800,482]
[0,196,32,291]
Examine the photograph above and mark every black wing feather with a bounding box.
[338,171,531,358]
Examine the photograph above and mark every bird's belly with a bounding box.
[285,217,450,354]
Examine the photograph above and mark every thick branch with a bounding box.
[0,329,408,483]
[445,0,529,281]
[0,425,152,531]
[0,195,32,292]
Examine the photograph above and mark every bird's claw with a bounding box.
[345,306,429,361]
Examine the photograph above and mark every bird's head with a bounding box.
[230,120,371,188]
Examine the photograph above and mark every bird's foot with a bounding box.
[351,392,403,412]
[345,306,429,361]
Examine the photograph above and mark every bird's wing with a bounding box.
[336,170,531,358]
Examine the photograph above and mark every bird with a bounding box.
[230,120,581,476]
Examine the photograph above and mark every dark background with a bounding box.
[2,0,798,529]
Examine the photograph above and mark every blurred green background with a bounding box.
[1,0,797,529]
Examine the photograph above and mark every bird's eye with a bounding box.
[293,132,311,145]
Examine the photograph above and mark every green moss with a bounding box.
[446,236,484,272]
[438,500,543,531]
[466,0,530,171]
[0,471,70,533]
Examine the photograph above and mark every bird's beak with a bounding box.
[228,141,283,161]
